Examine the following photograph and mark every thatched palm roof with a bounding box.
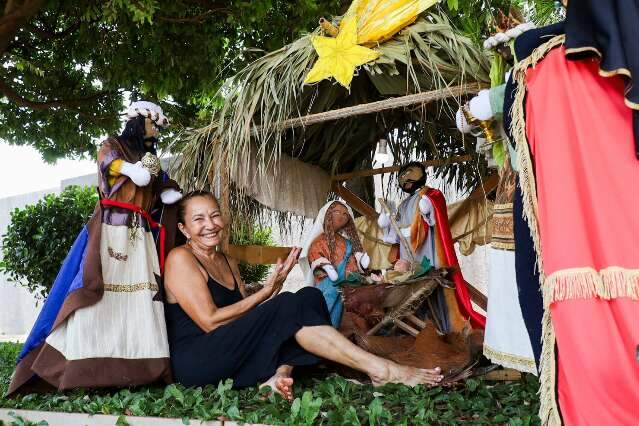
[176,11,491,217]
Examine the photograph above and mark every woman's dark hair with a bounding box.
[177,190,219,224]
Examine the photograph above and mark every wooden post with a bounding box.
[216,156,231,253]
[331,182,378,219]
[483,369,522,381]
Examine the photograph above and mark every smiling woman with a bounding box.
[163,191,444,401]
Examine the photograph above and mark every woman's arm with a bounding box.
[165,248,270,332]
[165,247,300,332]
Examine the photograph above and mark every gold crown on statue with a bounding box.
[141,152,161,177]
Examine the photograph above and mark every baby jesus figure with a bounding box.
[299,201,370,327]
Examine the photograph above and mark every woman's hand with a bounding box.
[261,247,301,298]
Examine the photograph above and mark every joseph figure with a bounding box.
[377,162,485,331]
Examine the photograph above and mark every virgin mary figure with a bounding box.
[299,201,370,328]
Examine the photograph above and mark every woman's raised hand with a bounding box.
[262,247,301,298]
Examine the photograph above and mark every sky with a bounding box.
[0,144,96,199]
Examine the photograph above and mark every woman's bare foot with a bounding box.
[260,365,295,401]
[370,360,443,387]
[260,374,294,401]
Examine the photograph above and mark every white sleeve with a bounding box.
[419,196,436,226]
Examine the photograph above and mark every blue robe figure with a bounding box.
[299,201,370,328]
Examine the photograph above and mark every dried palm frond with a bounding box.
[175,10,491,221]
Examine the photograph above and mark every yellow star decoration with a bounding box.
[304,15,380,88]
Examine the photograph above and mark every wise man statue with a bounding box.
[377,162,485,331]
[9,101,182,395]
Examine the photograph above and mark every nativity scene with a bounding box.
[9,0,635,424]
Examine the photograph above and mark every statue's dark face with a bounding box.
[398,166,425,193]
[143,118,159,150]
[328,202,350,231]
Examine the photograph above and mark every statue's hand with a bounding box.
[322,264,339,282]
[377,212,391,229]
[161,189,182,205]
[394,259,411,273]
[419,195,433,215]
[419,195,436,226]
[355,252,370,270]
[120,161,151,187]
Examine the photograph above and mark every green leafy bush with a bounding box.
[229,223,274,285]
[0,186,97,299]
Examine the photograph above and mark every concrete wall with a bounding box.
[0,189,57,339]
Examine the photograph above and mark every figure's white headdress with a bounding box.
[299,200,355,286]
[124,101,170,128]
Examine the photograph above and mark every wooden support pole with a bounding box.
[467,282,488,311]
[394,319,420,337]
[331,182,378,219]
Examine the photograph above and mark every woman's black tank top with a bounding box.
[165,253,243,338]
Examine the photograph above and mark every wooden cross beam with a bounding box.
[253,83,484,134]
[331,155,473,182]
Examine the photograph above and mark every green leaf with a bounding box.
[164,384,185,405]
[493,141,506,169]
[290,397,301,419]
[115,415,130,426]
[368,398,383,426]
[466,378,480,392]
[226,405,240,419]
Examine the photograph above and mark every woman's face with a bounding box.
[179,196,225,248]
[329,203,350,231]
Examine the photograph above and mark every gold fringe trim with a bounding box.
[564,45,638,110]
[545,267,639,306]
[483,344,537,374]
[104,282,159,293]
[510,34,566,426]
[539,308,561,426]
[490,241,515,251]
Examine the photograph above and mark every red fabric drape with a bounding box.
[426,188,486,328]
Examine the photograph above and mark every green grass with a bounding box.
[0,342,540,425]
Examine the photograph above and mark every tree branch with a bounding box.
[27,19,83,41]
[0,78,113,111]
[0,0,46,54]
[156,10,220,24]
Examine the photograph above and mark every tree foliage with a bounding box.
[0,0,562,162]
[0,0,347,161]
[0,185,97,298]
